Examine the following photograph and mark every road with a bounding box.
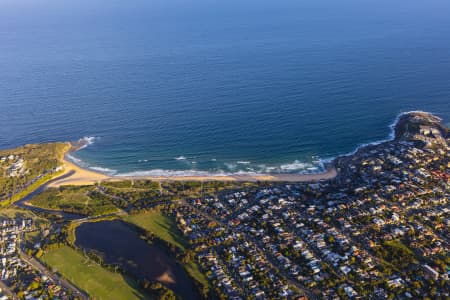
[2,170,89,299]
[0,279,18,300]
[18,249,88,300]
[14,170,85,220]
[96,187,316,297]
[180,199,318,299]
[8,163,318,299]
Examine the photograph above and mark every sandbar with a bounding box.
[48,157,110,187]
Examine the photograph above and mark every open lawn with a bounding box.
[124,210,187,250]
[30,186,118,216]
[41,246,150,300]
[185,260,210,288]
[123,210,209,287]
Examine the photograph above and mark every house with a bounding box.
[423,265,439,280]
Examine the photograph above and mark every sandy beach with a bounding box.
[49,154,337,187]
[119,167,337,183]
[48,157,110,187]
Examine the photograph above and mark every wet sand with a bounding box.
[50,156,337,187]
[48,157,110,187]
[120,167,337,182]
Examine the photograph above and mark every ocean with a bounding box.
[1,0,450,176]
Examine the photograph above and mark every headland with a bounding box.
[25,111,450,187]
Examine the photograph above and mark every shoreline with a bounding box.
[47,110,437,187]
[117,166,338,183]
[48,156,110,187]
[49,155,338,187]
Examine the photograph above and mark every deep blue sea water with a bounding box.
[1,0,450,175]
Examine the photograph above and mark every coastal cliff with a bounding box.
[334,111,449,178]
[394,111,449,142]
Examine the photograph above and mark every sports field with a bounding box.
[41,246,150,300]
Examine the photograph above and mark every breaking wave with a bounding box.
[67,137,118,175]
[339,110,435,158]
[89,166,118,175]
[67,154,118,175]
[116,169,230,177]
[111,157,328,177]
[77,136,97,150]
[67,111,427,177]
[66,154,85,166]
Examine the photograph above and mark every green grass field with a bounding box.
[24,230,41,244]
[41,246,150,300]
[124,210,187,250]
[123,210,209,288]
[30,186,118,216]
[184,260,210,288]
[0,207,35,219]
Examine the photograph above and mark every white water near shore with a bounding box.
[66,111,429,178]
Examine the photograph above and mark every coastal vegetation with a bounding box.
[29,186,118,216]
[2,112,449,299]
[27,182,209,299]
[0,143,68,203]
[99,183,162,210]
[2,172,63,207]
[25,179,262,299]
[98,179,260,213]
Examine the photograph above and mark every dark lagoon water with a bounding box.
[75,220,197,300]
[1,0,450,175]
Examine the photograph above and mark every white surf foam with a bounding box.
[279,160,312,171]
[66,154,86,166]
[77,136,97,150]
[116,169,231,177]
[73,111,437,177]
[89,166,118,175]
[67,154,118,175]
[340,110,436,158]
[224,163,237,171]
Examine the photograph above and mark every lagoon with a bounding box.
[75,220,197,300]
